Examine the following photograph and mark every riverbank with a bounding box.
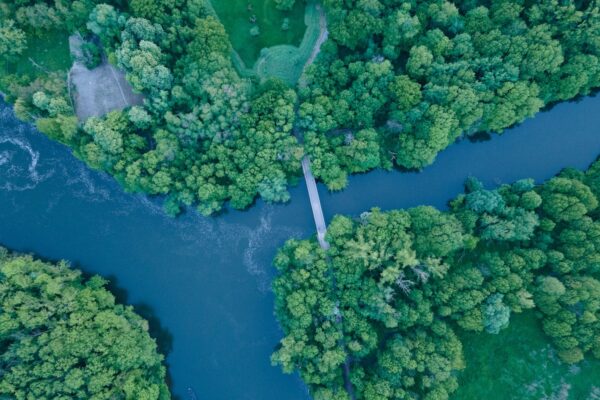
[2,91,600,398]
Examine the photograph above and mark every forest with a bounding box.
[2,1,600,399]
[2,0,600,213]
[301,0,600,188]
[272,157,600,399]
[0,249,170,399]
[0,0,303,215]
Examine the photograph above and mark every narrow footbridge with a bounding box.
[296,8,355,399]
[301,156,330,250]
[301,156,356,399]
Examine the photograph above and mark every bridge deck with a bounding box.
[301,156,329,250]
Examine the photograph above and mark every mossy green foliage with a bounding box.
[255,45,306,85]
[0,30,71,87]
[254,1,323,85]
[0,248,170,399]
[211,0,306,66]
[301,0,600,190]
[4,0,600,216]
[0,1,95,148]
[453,312,600,400]
[272,158,600,399]
[81,3,304,215]
[0,0,99,90]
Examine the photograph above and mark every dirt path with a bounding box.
[304,4,328,70]
[298,4,328,88]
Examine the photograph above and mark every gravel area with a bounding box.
[69,34,143,122]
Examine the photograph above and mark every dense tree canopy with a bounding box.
[300,0,600,188]
[64,1,303,215]
[3,0,600,214]
[0,0,303,215]
[272,157,600,399]
[0,0,119,166]
[0,249,170,399]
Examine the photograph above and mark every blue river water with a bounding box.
[0,95,599,400]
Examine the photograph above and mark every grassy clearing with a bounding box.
[1,30,71,80]
[212,0,306,66]
[209,0,323,86]
[254,2,322,85]
[452,312,600,400]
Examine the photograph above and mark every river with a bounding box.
[0,95,599,399]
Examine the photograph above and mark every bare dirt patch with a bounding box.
[69,35,143,122]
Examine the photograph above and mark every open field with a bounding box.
[70,61,144,121]
[212,0,306,66]
[452,312,600,400]
[68,35,143,121]
[254,2,324,85]
[217,1,325,86]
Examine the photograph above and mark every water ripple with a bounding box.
[0,135,54,191]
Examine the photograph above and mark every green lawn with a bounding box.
[212,0,307,67]
[453,311,600,400]
[1,30,71,80]
[253,1,322,85]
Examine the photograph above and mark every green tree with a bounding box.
[0,20,26,63]
[541,177,598,222]
[0,248,170,400]
[409,205,464,257]
[482,293,510,334]
[535,275,600,363]
[87,4,121,47]
[272,158,600,395]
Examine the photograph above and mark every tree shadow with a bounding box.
[102,276,174,354]
[0,248,184,399]
[542,87,599,113]
[467,131,492,143]
[103,275,182,399]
